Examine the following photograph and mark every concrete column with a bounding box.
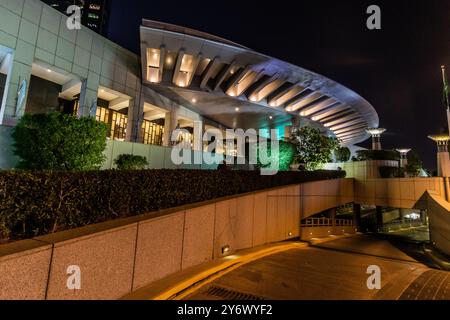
[77,79,99,118]
[163,110,178,147]
[366,128,386,151]
[193,120,205,152]
[1,49,32,126]
[126,94,145,143]
[428,135,450,177]
[397,149,411,169]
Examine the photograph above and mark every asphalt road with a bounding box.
[186,235,450,300]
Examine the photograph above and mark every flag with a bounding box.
[442,66,450,109]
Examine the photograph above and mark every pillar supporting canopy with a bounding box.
[366,128,386,151]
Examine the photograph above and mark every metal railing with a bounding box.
[301,217,354,228]
[378,218,426,233]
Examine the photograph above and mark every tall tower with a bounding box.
[366,128,386,151]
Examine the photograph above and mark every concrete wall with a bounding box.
[0,178,354,300]
[354,177,446,209]
[416,191,450,257]
[301,178,354,219]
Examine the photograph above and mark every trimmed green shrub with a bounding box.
[114,154,149,170]
[0,169,346,240]
[257,140,296,171]
[12,113,107,171]
[355,150,400,161]
[334,147,351,163]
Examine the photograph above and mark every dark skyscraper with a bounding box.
[41,0,110,36]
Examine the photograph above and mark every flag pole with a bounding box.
[442,65,450,135]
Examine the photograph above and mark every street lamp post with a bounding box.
[396,149,411,168]
[366,128,386,151]
[428,134,450,177]
[441,66,450,135]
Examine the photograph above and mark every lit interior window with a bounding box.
[147,48,161,83]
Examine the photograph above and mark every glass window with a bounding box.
[96,106,109,124]
[110,111,128,141]
[142,120,164,146]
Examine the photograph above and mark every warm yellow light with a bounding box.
[428,134,450,142]
[192,98,197,103]
[235,107,240,112]
[366,128,386,135]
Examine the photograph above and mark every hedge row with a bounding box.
[0,169,346,240]
[355,150,400,161]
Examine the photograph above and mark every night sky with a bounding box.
[107,0,450,170]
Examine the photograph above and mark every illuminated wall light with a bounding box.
[235,107,240,112]
[166,57,172,64]
[191,98,197,103]
[222,245,231,255]
[46,69,52,73]
[269,116,273,120]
